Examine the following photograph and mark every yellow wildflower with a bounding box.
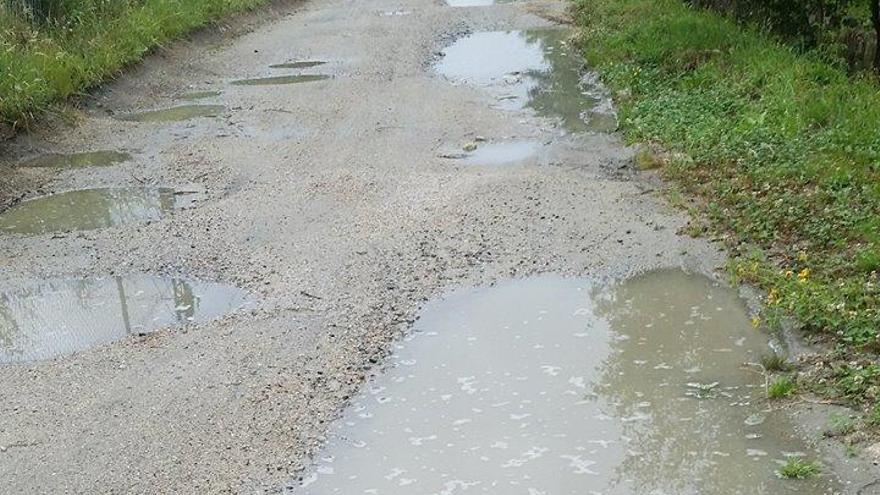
[751,316,761,328]
[767,288,780,305]
[798,268,810,282]
[797,251,808,262]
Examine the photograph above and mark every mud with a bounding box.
[0,0,872,492]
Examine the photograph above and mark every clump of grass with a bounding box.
[575,0,880,407]
[824,412,855,437]
[776,457,821,479]
[0,0,269,128]
[760,353,789,372]
[768,376,797,399]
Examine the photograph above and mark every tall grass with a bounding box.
[576,0,880,405]
[0,0,268,127]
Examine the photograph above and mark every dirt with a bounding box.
[0,0,875,492]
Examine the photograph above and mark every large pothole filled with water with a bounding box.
[435,29,617,133]
[16,150,132,169]
[0,275,248,363]
[117,104,225,122]
[289,269,839,493]
[0,187,204,235]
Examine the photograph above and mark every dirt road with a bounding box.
[0,0,825,492]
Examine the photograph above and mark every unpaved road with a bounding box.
[0,0,859,492]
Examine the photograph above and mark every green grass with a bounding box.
[0,0,270,128]
[768,376,797,399]
[776,457,822,479]
[575,0,880,407]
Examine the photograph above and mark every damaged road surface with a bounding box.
[0,0,873,493]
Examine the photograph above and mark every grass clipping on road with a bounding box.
[576,0,880,409]
[0,0,267,128]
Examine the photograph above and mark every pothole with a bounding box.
[289,269,839,493]
[15,151,132,169]
[0,275,249,363]
[435,29,617,133]
[269,61,327,69]
[179,90,222,101]
[462,140,542,165]
[231,74,331,86]
[445,0,517,6]
[0,187,205,235]
[117,104,225,122]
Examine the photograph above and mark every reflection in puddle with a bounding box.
[269,61,327,69]
[290,270,839,494]
[0,187,204,235]
[118,104,225,122]
[231,75,330,86]
[463,140,541,165]
[435,29,617,133]
[16,151,131,169]
[180,90,222,101]
[0,275,248,363]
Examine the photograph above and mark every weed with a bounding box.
[768,376,797,399]
[760,353,789,372]
[777,457,821,479]
[825,413,855,436]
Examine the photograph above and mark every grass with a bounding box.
[768,376,797,399]
[575,0,880,409]
[760,353,789,372]
[777,457,822,479]
[0,0,271,128]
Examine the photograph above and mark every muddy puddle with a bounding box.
[16,151,131,169]
[0,275,248,363]
[270,61,327,69]
[436,29,617,133]
[180,90,222,101]
[290,270,839,494]
[118,104,225,122]
[462,140,541,165]
[231,75,330,86]
[0,187,204,235]
[445,0,516,6]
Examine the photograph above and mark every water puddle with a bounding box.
[0,275,248,363]
[270,61,327,69]
[462,140,541,165]
[445,0,518,6]
[378,9,411,16]
[445,0,495,6]
[290,270,839,493]
[0,187,204,235]
[16,150,131,169]
[118,104,225,122]
[180,90,222,101]
[435,29,617,133]
[231,75,331,86]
